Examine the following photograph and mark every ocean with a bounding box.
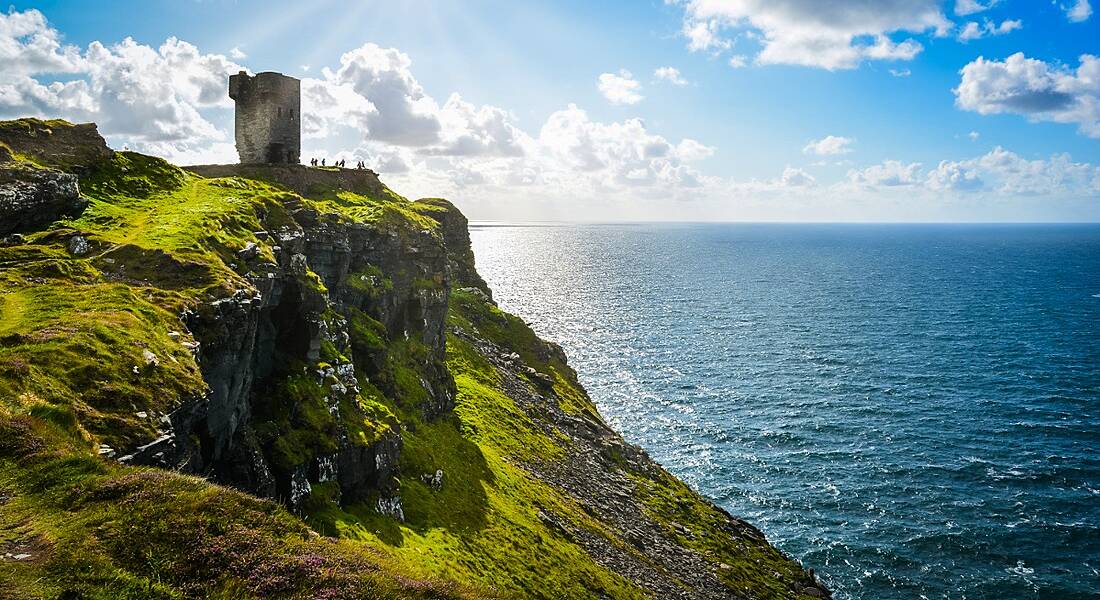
[468,223,1100,600]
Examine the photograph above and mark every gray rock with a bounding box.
[0,165,84,235]
[420,469,444,489]
[67,235,89,256]
[238,242,259,260]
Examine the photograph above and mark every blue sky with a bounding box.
[2,0,1099,221]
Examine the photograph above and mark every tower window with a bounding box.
[278,107,283,117]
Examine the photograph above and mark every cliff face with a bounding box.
[122,171,456,513]
[0,119,830,600]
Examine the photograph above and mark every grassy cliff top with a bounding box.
[0,120,497,598]
[0,120,827,600]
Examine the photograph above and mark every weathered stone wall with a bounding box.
[229,71,301,165]
[184,164,386,198]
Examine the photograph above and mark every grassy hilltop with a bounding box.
[0,119,829,600]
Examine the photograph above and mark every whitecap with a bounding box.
[1007,561,1035,576]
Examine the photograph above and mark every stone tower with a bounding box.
[229,71,300,165]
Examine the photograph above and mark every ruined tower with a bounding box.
[229,71,300,165]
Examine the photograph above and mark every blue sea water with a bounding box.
[468,223,1100,600]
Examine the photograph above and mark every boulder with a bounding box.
[0,165,85,235]
[67,235,89,256]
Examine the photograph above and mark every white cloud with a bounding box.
[598,70,644,105]
[229,46,246,60]
[927,159,983,190]
[1065,0,1093,22]
[848,160,923,187]
[0,8,84,76]
[322,43,442,146]
[971,146,1099,194]
[303,44,532,160]
[803,135,854,156]
[780,166,816,187]
[426,94,528,157]
[955,53,1100,138]
[844,148,1100,196]
[955,0,1001,16]
[301,77,377,139]
[728,55,748,69]
[682,18,731,53]
[0,10,242,150]
[654,66,689,86]
[534,104,709,185]
[958,19,1022,42]
[670,0,950,70]
[889,68,912,77]
[968,130,980,140]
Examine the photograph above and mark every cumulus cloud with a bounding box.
[598,70,644,105]
[955,52,1100,138]
[670,0,950,70]
[728,55,749,69]
[534,104,710,187]
[321,43,442,146]
[780,166,816,187]
[299,44,533,161]
[0,9,242,152]
[229,46,246,60]
[955,0,1001,16]
[957,18,1022,42]
[682,18,731,53]
[654,67,689,86]
[1065,0,1093,22]
[803,135,854,156]
[426,94,528,157]
[848,160,923,187]
[0,8,83,76]
[927,159,983,191]
[844,148,1100,196]
[300,76,377,139]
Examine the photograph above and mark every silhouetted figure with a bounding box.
[321,158,326,167]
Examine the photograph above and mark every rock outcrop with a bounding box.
[0,119,111,235]
[120,169,455,511]
[0,164,84,235]
[0,118,113,173]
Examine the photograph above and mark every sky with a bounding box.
[2,0,1099,222]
